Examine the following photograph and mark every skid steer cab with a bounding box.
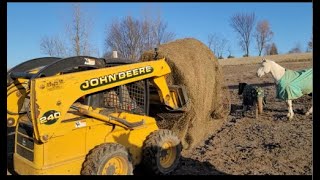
[7,56,189,175]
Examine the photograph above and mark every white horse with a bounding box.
[256,59,312,119]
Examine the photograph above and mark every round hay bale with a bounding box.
[140,38,230,151]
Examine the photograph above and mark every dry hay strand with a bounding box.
[140,38,230,151]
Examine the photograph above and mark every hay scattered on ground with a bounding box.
[140,38,230,150]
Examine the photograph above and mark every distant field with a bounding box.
[218,52,312,66]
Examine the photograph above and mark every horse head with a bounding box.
[238,82,247,95]
[257,58,272,77]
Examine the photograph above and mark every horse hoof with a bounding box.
[287,113,291,118]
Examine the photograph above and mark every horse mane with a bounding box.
[262,59,281,68]
[262,58,274,63]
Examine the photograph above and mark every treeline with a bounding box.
[40,4,174,61]
[209,12,312,59]
[40,4,312,60]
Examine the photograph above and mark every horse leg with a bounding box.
[305,106,313,116]
[286,100,294,119]
[305,93,312,116]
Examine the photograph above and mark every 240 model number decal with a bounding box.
[39,110,61,125]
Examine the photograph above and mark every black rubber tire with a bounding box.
[142,129,182,175]
[81,143,133,175]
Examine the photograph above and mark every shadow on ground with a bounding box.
[133,156,227,175]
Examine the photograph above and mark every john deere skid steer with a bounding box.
[7,54,188,175]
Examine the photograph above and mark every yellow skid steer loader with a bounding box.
[7,54,188,175]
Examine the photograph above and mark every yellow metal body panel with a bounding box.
[13,111,158,174]
[10,58,182,174]
[14,153,85,175]
[29,59,175,142]
[152,77,176,108]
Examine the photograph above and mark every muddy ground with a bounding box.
[7,60,312,175]
[171,60,313,175]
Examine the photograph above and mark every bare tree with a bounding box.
[152,14,175,46]
[264,43,278,55]
[217,38,228,59]
[40,3,98,57]
[269,43,278,55]
[66,3,97,56]
[141,7,175,49]
[227,44,234,58]
[207,33,228,58]
[105,14,175,61]
[141,15,156,52]
[41,36,55,57]
[106,16,143,60]
[254,20,273,56]
[288,42,302,54]
[264,44,271,55]
[207,34,218,54]
[307,36,312,52]
[40,35,67,57]
[230,12,256,57]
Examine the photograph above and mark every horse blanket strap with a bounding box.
[276,68,312,100]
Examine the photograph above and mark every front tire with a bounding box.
[81,143,133,175]
[142,129,182,175]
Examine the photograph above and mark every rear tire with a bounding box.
[142,129,182,175]
[81,143,133,175]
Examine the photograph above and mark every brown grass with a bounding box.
[219,53,312,66]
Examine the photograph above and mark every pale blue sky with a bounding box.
[7,2,312,68]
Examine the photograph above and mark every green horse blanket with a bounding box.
[276,68,312,100]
